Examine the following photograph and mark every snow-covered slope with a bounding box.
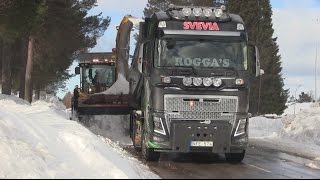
[0,95,158,179]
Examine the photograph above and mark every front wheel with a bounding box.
[141,125,160,161]
[225,150,245,163]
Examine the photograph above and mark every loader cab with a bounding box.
[76,52,116,94]
[80,64,116,94]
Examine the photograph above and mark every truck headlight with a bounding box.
[203,78,213,87]
[182,8,192,17]
[212,78,222,87]
[153,117,166,135]
[183,77,193,86]
[236,79,244,85]
[193,77,202,86]
[161,76,171,84]
[193,8,202,17]
[214,8,223,18]
[234,119,247,136]
[203,8,213,17]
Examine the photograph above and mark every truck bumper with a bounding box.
[149,120,248,153]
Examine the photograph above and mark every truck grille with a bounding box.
[164,95,238,122]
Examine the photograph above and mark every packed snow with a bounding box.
[0,94,159,179]
[249,102,320,169]
[102,74,129,95]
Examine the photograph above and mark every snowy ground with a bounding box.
[249,102,320,169]
[1,93,320,178]
[0,94,159,179]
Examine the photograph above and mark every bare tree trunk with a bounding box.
[34,83,40,100]
[1,41,12,95]
[0,39,2,85]
[25,36,34,103]
[19,38,28,99]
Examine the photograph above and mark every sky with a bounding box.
[58,0,320,100]
[1,94,319,178]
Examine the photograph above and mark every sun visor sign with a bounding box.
[183,21,220,31]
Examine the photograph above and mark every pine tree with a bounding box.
[228,0,289,115]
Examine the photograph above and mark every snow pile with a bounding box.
[102,74,129,95]
[0,96,159,179]
[282,102,313,116]
[249,103,320,169]
[281,104,320,146]
[84,115,132,147]
[0,94,30,105]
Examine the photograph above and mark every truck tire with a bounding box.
[141,126,160,161]
[225,150,245,163]
[131,113,141,151]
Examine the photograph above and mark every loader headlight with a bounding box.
[234,119,247,136]
[153,117,166,135]
[89,88,92,92]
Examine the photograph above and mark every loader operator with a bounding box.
[92,70,101,92]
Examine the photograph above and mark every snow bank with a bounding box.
[102,74,129,95]
[85,115,132,147]
[249,103,320,169]
[0,96,158,179]
[0,94,30,105]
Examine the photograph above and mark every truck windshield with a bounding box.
[81,65,116,92]
[155,38,248,70]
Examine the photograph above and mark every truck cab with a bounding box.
[129,4,261,162]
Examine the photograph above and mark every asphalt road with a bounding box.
[82,116,320,179]
[126,144,320,179]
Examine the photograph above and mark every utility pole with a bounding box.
[315,18,319,102]
[315,46,317,102]
[294,84,302,115]
[316,46,318,102]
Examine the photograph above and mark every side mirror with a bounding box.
[143,18,151,40]
[248,44,261,77]
[75,67,80,75]
[254,46,261,77]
